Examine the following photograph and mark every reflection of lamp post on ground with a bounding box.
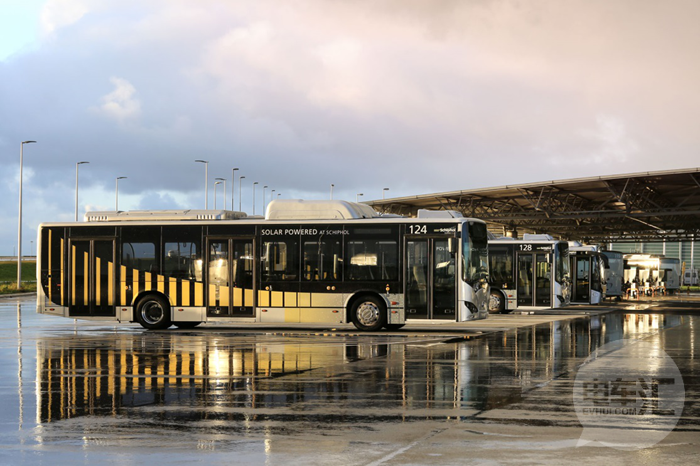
[116,177,127,211]
[195,160,208,209]
[75,161,89,221]
[215,178,226,210]
[18,140,36,288]
[214,181,222,209]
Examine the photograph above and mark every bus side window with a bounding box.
[164,241,201,280]
[122,241,157,273]
[262,239,299,281]
[346,240,397,281]
[303,240,342,281]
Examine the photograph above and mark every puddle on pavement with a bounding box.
[0,298,696,458]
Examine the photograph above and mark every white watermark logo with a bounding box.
[573,339,684,450]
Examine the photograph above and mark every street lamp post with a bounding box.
[215,178,226,210]
[75,161,89,221]
[330,184,334,200]
[115,177,127,211]
[232,168,239,211]
[263,185,268,214]
[214,181,222,209]
[356,193,363,202]
[239,175,245,211]
[195,160,208,209]
[17,140,36,288]
[383,187,390,199]
[253,181,259,215]
[271,189,275,204]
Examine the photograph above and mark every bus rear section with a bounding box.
[488,235,571,313]
[37,201,490,331]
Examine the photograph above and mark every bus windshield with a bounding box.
[463,221,489,286]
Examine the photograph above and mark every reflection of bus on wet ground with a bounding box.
[569,243,606,304]
[35,311,659,425]
[487,235,571,313]
[624,254,681,295]
[36,200,490,331]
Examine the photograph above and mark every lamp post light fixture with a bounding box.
[214,181,222,209]
[253,181,259,215]
[194,160,208,209]
[75,161,89,221]
[215,178,226,210]
[239,175,245,211]
[232,168,239,211]
[115,177,127,211]
[17,140,36,288]
[356,193,363,203]
[383,187,389,199]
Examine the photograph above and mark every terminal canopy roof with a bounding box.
[366,168,700,243]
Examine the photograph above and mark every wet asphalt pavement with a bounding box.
[1,295,699,465]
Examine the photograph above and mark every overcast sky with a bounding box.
[2,0,699,255]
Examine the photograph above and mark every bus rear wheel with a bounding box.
[135,295,172,330]
[488,291,506,313]
[350,295,386,332]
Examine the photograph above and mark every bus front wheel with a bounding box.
[135,295,172,330]
[350,295,386,331]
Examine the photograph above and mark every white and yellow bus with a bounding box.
[37,200,490,331]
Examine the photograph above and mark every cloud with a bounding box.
[94,77,141,122]
[541,114,640,167]
[1,0,700,253]
[40,0,90,35]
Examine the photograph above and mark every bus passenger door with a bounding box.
[534,253,551,306]
[69,239,116,317]
[516,254,534,307]
[405,238,456,320]
[517,252,552,307]
[573,256,590,302]
[207,238,256,317]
